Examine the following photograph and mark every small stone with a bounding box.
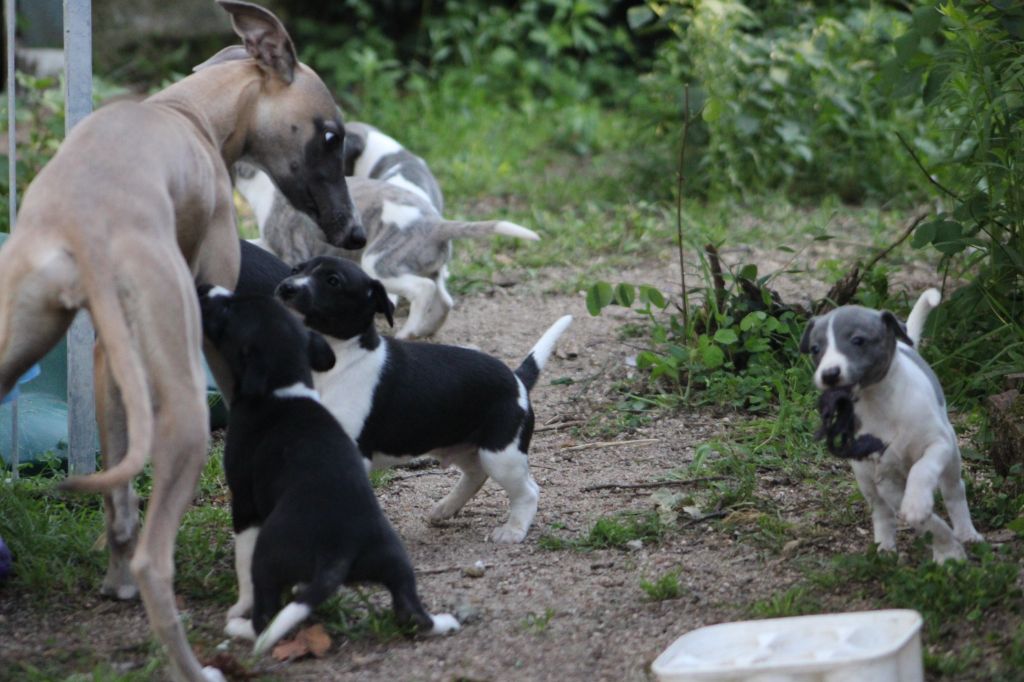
[462,560,486,578]
[781,539,802,557]
[454,601,483,625]
[625,539,643,552]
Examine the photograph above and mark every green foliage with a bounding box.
[520,607,556,633]
[891,1,1024,401]
[633,0,931,201]
[540,511,666,551]
[639,571,684,601]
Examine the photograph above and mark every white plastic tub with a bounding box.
[652,609,923,682]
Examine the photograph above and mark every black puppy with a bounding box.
[275,256,572,543]
[198,285,458,654]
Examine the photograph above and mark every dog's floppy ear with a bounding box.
[371,280,395,327]
[881,311,913,346]
[197,285,232,341]
[307,331,336,372]
[342,132,366,176]
[798,317,817,354]
[218,0,297,84]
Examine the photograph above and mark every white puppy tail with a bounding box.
[905,288,941,347]
[438,219,540,242]
[253,602,312,655]
[514,315,573,391]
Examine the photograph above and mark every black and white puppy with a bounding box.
[800,289,983,563]
[198,286,458,654]
[275,257,572,544]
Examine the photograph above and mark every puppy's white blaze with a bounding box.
[381,200,422,230]
[815,317,849,389]
[529,315,573,371]
[494,221,540,241]
[206,286,232,299]
[427,613,460,636]
[385,174,433,205]
[253,602,312,654]
[316,337,387,441]
[272,382,321,402]
[353,129,403,177]
[515,376,529,411]
[289,275,311,289]
[234,169,278,231]
[905,288,941,347]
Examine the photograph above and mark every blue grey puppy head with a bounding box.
[799,305,912,390]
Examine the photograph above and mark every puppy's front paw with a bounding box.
[875,538,897,554]
[932,540,967,564]
[489,524,527,544]
[226,600,251,621]
[955,527,984,544]
[225,617,256,641]
[899,493,934,527]
[202,667,228,682]
[427,613,460,636]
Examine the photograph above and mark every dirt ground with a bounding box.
[0,256,876,681]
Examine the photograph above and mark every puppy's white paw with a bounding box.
[489,524,527,544]
[955,527,984,544]
[875,538,897,554]
[428,501,458,524]
[226,600,251,621]
[225,617,256,640]
[427,613,460,636]
[932,541,967,564]
[899,493,934,527]
[202,666,228,682]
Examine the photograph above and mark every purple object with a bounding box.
[0,536,12,581]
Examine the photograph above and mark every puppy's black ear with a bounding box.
[238,348,269,398]
[197,286,230,341]
[307,331,336,372]
[371,280,395,327]
[342,132,366,176]
[799,317,816,354]
[881,311,913,346]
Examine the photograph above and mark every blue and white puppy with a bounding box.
[234,123,539,340]
[198,286,458,654]
[275,256,572,544]
[800,289,983,562]
[342,121,444,213]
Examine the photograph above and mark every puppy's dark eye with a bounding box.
[851,336,865,346]
[326,274,341,287]
[290,265,301,275]
[811,344,820,355]
[324,130,342,151]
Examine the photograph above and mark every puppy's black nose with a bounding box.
[821,367,841,386]
[276,281,298,301]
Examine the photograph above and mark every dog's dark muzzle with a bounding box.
[322,214,366,250]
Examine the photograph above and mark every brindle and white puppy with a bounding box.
[800,289,983,563]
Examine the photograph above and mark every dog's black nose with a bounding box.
[821,367,841,386]
[276,281,297,301]
[341,224,366,250]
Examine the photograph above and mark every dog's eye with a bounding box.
[326,274,341,287]
[290,266,301,275]
[324,130,341,150]
[811,344,820,355]
[851,336,865,346]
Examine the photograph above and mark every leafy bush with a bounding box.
[632,0,932,201]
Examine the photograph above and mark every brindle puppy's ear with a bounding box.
[371,280,395,328]
[342,132,366,176]
[307,331,336,372]
[799,317,817,354]
[881,311,913,346]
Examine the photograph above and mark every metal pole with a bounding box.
[64,0,97,475]
[5,0,18,480]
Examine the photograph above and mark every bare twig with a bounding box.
[558,438,659,454]
[895,132,961,201]
[675,86,696,328]
[535,420,584,433]
[683,510,729,526]
[581,476,726,493]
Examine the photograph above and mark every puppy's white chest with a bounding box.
[315,340,387,442]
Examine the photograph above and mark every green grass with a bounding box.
[520,608,556,634]
[639,571,684,602]
[540,511,666,552]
